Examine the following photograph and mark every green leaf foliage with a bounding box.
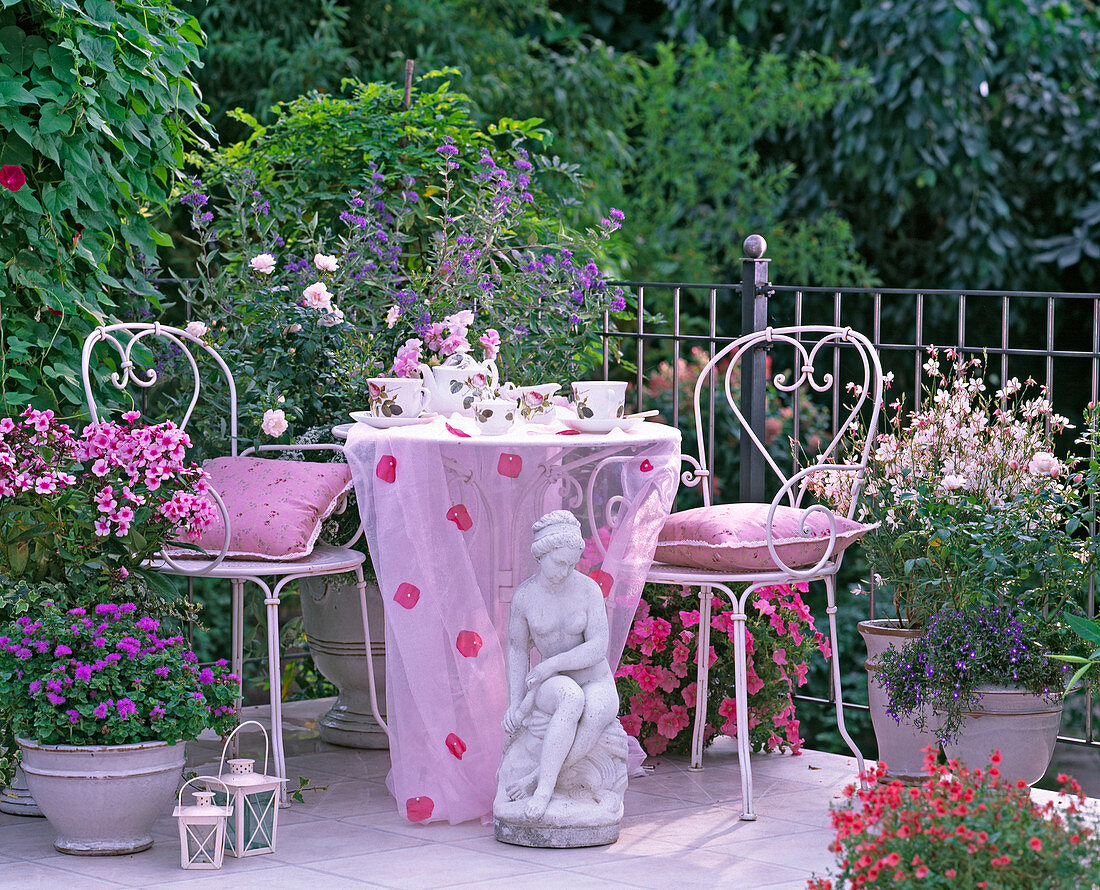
[0,0,211,417]
[669,0,1100,291]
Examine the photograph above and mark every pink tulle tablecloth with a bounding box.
[343,414,681,824]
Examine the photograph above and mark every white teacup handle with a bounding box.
[416,366,434,411]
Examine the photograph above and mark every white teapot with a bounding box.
[419,351,500,416]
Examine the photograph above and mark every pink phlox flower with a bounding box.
[33,475,57,494]
[111,505,135,524]
[121,410,141,422]
[94,486,117,512]
[93,517,111,537]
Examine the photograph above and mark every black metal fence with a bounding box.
[609,234,1100,752]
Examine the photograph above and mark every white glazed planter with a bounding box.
[941,685,1063,786]
[300,574,388,749]
[0,763,43,816]
[17,737,184,855]
[859,619,941,783]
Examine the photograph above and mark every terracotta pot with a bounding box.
[942,685,1063,786]
[300,574,388,749]
[17,737,184,855]
[858,619,941,783]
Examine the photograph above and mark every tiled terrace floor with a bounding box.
[2,698,1088,889]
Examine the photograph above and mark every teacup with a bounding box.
[473,398,517,435]
[571,381,627,420]
[367,377,429,418]
[516,384,560,423]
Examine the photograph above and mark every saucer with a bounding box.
[350,411,436,429]
[561,412,654,434]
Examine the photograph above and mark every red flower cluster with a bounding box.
[808,747,1098,889]
[0,164,26,191]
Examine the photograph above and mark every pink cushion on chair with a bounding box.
[655,503,875,571]
[172,456,353,560]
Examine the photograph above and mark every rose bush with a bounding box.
[616,583,831,756]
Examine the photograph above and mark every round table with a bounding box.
[342,413,681,824]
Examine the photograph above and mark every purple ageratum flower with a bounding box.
[93,636,107,648]
[74,664,92,682]
[197,668,216,684]
[66,607,86,616]
[154,665,171,678]
[116,698,137,719]
[28,680,42,694]
[94,603,117,615]
[436,143,459,158]
[610,293,627,312]
[180,191,208,208]
[136,616,159,633]
[15,647,32,660]
[54,644,72,657]
[65,709,79,724]
[46,692,65,705]
[93,701,111,719]
[150,703,166,719]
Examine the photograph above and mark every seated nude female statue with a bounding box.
[496,510,625,832]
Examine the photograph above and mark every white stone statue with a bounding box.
[493,510,628,847]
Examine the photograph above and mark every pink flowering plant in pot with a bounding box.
[0,407,214,593]
[0,602,237,749]
[616,582,832,756]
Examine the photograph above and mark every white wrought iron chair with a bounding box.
[646,325,882,820]
[81,322,388,802]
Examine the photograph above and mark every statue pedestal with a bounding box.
[493,795,621,847]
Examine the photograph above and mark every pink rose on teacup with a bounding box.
[368,381,383,400]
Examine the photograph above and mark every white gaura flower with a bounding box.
[184,321,208,339]
[313,253,339,272]
[261,408,288,437]
[250,253,276,275]
[385,305,401,328]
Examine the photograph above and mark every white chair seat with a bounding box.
[646,560,835,586]
[152,543,367,579]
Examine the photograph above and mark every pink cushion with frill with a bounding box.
[655,503,875,571]
[171,456,352,560]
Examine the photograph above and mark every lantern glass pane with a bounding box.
[243,789,277,852]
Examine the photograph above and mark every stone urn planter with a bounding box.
[17,737,185,855]
[0,764,43,817]
[941,686,1063,786]
[299,574,388,748]
[858,619,941,783]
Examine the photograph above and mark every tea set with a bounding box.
[351,352,654,435]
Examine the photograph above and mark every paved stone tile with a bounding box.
[570,846,808,889]
[147,863,379,889]
[268,818,429,865]
[455,828,690,870]
[311,843,547,889]
[0,860,128,888]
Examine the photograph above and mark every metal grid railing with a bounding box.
[607,235,1100,751]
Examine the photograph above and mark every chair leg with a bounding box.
[716,583,757,821]
[230,579,245,758]
[354,566,389,737]
[261,579,288,807]
[689,586,713,771]
[825,575,866,784]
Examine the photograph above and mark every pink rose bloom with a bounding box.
[302,282,333,310]
[385,305,401,328]
[250,253,276,275]
[392,338,423,378]
[479,328,500,360]
[313,253,338,272]
[443,310,474,335]
[441,331,469,356]
[423,323,447,352]
[184,320,208,339]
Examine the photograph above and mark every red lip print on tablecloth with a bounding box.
[455,630,483,657]
[589,569,614,598]
[497,453,522,477]
[446,504,473,531]
[375,454,397,483]
[445,733,467,760]
[406,796,434,822]
[393,582,421,609]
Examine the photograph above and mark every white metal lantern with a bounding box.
[205,720,287,858]
[174,776,233,869]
